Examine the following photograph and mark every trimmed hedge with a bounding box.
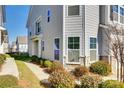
[80,75,102,88]
[0,75,18,88]
[99,80,124,88]
[90,61,111,76]
[31,55,40,63]
[73,66,89,77]
[48,70,75,88]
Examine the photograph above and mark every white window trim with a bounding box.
[89,36,97,62]
[67,5,81,17]
[66,36,81,64]
[53,37,60,61]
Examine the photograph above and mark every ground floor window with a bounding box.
[90,37,97,61]
[68,37,80,62]
[41,40,44,51]
[54,38,60,60]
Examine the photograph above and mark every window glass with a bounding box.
[112,5,118,13]
[54,38,60,60]
[68,5,79,16]
[68,37,80,62]
[47,10,51,22]
[36,21,41,34]
[41,41,44,51]
[90,38,96,49]
[68,37,79,49]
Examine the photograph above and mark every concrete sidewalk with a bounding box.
[0,58,19,79]
[25,62,49,81]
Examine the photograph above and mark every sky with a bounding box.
[6,5,30,44]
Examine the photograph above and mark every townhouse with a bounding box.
[26,5,124,69]
[0,5,9,54]
[16,36,28,53]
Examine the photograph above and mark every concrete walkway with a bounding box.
[0,58,19,79]
[24,62,49,81]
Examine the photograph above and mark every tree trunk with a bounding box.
[120,62,123,82]
[117,61,119,81]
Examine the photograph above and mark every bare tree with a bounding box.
[103,24,124,82]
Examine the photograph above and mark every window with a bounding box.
[47,10,51,22]
[68,5,80,16]
[68,37,80,62]
[112,5,118,13]
[36,21,41,35]
[41,41,44,51]
[29,32,31,36]
[54,38,60,60]
[90,38,96,49]
[90,37,97,61]
[120,7,124,23]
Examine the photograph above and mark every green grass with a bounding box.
[16,60,42,88]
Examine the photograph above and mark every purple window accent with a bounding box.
[55,50,59,55]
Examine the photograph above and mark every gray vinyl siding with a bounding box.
[85,5,99,64]
[64,5,85,58]
[27,5,63,62]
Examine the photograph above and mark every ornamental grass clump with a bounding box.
[48,70,75,88]
[73,66,89,78]
[80,75,102,88]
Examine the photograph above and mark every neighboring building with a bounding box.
[0,5,9,54]
[16,36,28,53]
[11,41,17,53]
[26,5,124,68]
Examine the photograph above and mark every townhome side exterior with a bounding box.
[26,5,124,69]
[16,36,28,53]
[0,5,9,54]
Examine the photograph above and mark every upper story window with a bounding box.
[47,10,51,23]
[35,21,41,35]
[112,5,118,13]
[120,7,124,16]
[68,5,80,16]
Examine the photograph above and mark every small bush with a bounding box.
[50,62,64,73]
[31,55,40,63]
[48,70,75,88]
[90,61,111,76]
[73,66,89,77]
[44,60,53,68]
[0,54,6,60]
[99,80,124,88]
[80,75,102,88]
[0,75,18,88]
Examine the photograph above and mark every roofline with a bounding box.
[26,5,33,28]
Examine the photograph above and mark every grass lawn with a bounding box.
[16,60,42,88]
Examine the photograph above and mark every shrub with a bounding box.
[99,80,124,88]
[0,75,18,88]
[73,66,89,77]
[44,60,53,68]
[48,70,75,88]
[90,61,111,76]
[50,61,64,73]
[31,55,40,63]
[80,75,102,88]
[0,54,6,60]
